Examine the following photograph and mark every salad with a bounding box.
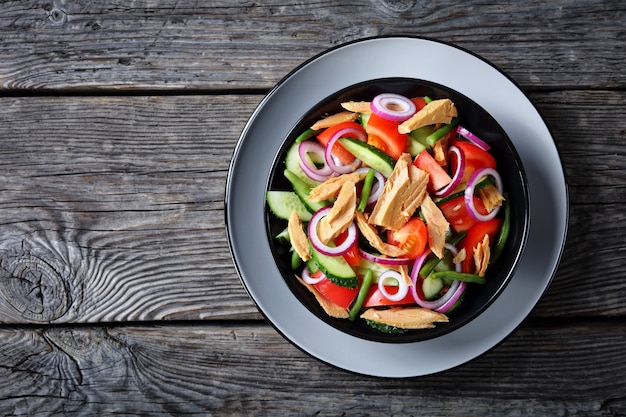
[266,92,510,334]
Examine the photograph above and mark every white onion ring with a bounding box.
[456,125,491,151]
[464,167,503,222]
[301,265,326,285]
[434,145,465,197]
[307,207,358,256]
[324,127,366,174]
[370,93,417,122]
[358,248,413,266]
[298,141,332,182]
[378,270,409,302]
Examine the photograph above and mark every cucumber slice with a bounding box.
[275,227,290,243]
[283,169,328,213]
[422,275,444,300]
[359,112,370,129]
[266,191,312,221]
[353,259,396,283]
[409,125,435,146]
[284,141,322,189]
[407,136,427,156]
[311,246,358,288]
[408,125,434,156]
[306,258,320,274]
[338,137,395,177]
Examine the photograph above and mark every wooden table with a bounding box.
[0,1,624,415]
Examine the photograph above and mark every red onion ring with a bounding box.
[464,167,503,222]
[435,281,466,313]
[355,167,385,206]
[456,126,491,151]
[409,247,463,310]
[298,141,333,182]
[324,127,366,174]
[378,270,409,302]
[308,207,358,256]
[301,265,326,285]
[434,145,465,197]
[370,93,417,122]
[358,248,413,266]
[434,243,465,312]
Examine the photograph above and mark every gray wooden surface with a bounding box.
[0,1,624,416]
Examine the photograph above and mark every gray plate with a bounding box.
[225,36,568,377]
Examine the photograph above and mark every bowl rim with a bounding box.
[264,76,531,344]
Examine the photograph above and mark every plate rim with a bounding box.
[225,35,569,377]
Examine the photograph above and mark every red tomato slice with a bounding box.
[335,229,361,266]
[387,218,428,259]
[367,134,389,155]
[316,121,365,165]
[411,97,428,112]
[365,112,408,160]
[459,218,503,273]
[439,195,488,233]
[451,140,497,183]
[414,149,453,192]
[363,285,415,308]
[313,276,358,309]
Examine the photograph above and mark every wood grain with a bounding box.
[0,90,623,324]
[0,95,263,323]
[0,0,623,91]
[0,322,624,416]
[0,2,624,415]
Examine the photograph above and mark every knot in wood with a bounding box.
[0,253,71,322]
[47,7,68,25]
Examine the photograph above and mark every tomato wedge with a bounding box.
[459,218,503,273]
[366,134,389,155]
[317,121,366,165]
[411,97,428,112]
[387,217,428,259]
[414,149,452,192]
[451,140,497,183]
[439,195,488,233]
[335,229,361,266]
[312,273,359,309]
[363,285,415,308]
[364,112,408,160]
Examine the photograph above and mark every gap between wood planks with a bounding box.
[0,85,624,98]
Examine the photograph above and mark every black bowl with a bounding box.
[265,77,529,343]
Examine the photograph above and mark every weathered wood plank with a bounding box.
[0,0,623,91]
[0,95,264,323]
[0,91,623,324]
[0,322,623,416]
[532,90,626,205]
[536,202,626,318]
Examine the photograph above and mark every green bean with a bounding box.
[429,270,486,284]
[418,232,466,277]
[426,117,459,146]
[295,128,317,144]
[291,249,302,270]
[349,270,373,321]
[490,194,511,266]
[358,169,375,212]
[419,256,440,278]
